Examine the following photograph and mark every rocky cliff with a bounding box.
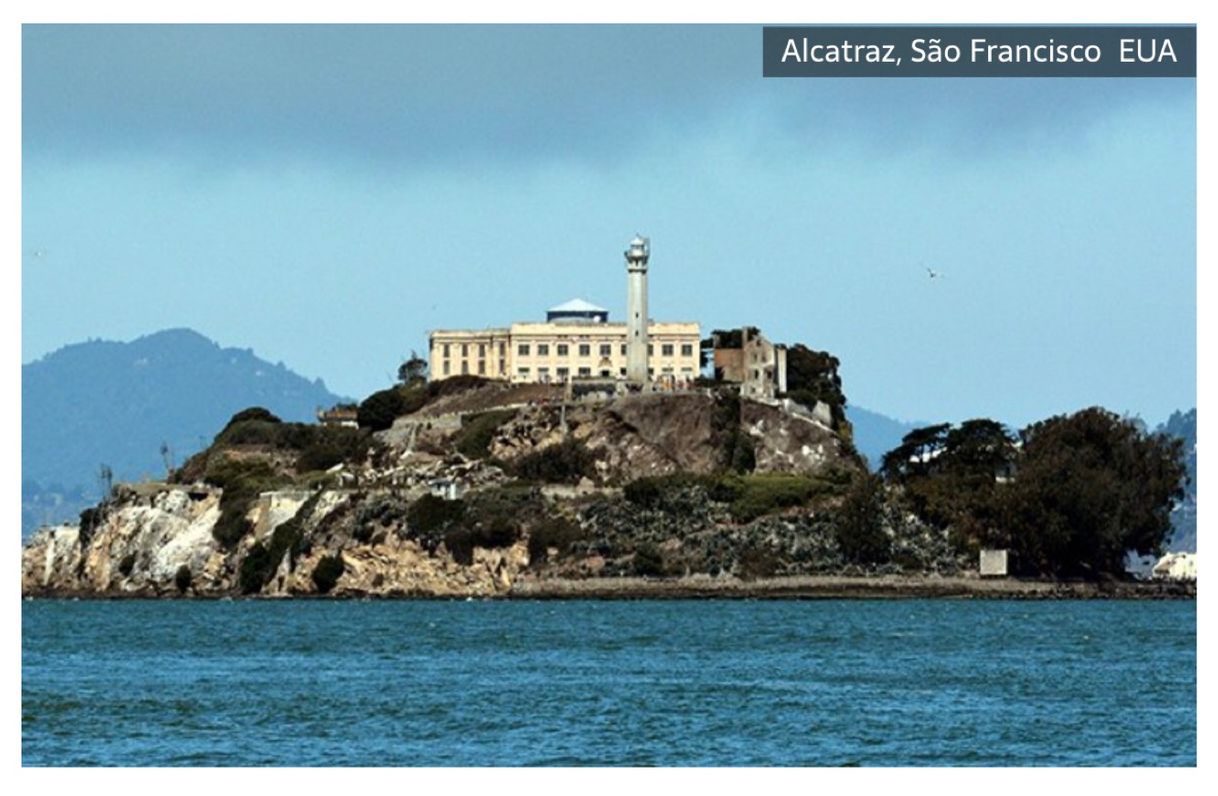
[23,385,965,599]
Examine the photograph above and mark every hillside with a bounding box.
[22,379,923,598]
[844,406,923,470]
[21,329,349,536]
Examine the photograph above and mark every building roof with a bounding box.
[547,298,608,314]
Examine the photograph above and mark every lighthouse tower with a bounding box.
[625,235,650,384]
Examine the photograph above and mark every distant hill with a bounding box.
[21,329,350,536]
[845,405,923,470]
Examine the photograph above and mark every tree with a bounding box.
[357,387,409,431]
[880,419,1016,555]
[833,473,891,565]
[783,344,848,429]
[997,407,1187,578]
[397,352,428,386]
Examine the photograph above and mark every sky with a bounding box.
[21,24,1196,428]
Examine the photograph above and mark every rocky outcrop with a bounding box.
[22,389,873,598]
[482,392,855,483]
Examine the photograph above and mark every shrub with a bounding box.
[729,435,757,473]
[78,505,107,547]
[407,494,466,534]
[623,473,718,509]
[632,543,665,577]
[357,386,428,431]
[312,555,345,594]
[239,542,273,594]
[444,518,519,566]
[294,427,371,473]
[511,438,596,484]
[223,407,282,430]
[205,458,284,548]
[833,473,891,565]
[174,565,192,594]
[527,516,585,565]
[725,473,828,523]
[454,410,516,460]
[737,545,780,580]
[118,552,136,578]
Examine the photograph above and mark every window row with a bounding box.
[515,342,694,357]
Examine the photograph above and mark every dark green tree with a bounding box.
[397,352,428,386]
[997,407,1187,578]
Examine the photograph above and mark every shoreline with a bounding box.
[21,574,1196,601]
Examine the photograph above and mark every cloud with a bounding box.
[23,24,1194,172]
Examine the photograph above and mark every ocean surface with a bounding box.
[22,599,1195,767]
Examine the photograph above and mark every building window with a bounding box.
[443,343,450,357]
[498,358,506,374]
[461,361,469,375]
[662,367,673,374]
[662,344,674,356]
[578,367,591,377]
[556,367,569,379]
[681,367,693,375]
[478,360,485,375]
[599,344,611,357]
[557,344,569,356]
[681,344,693,356]
[443,361,450,375]
[518,367,530,377]
[461,343,468,357]
[537,343,549,356]
[518,343,530,356]
[478,344,485,357]
[538,367,550,382]
[499,342,505,356]
[620,344,627,356]
[599,369,611,377]
[619,368,626,376]
[578,344,591,357]
[648,344,654,356]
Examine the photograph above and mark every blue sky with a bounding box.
[21,24,1195,427]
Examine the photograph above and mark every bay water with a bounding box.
[21,598,1195,766]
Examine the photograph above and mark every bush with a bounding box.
[737,545,780,580]
[444,518,519,566]
[833,474,891,565]
[174,565,192,594]
[357,386,429,431]
[632,543,665,577]
[206,458,283,548]
[223,407,281,430]
[623,473,718,509]
[527,516,585,565]
[79,505,107,547]
[294,427,371,473]
[511,438,596,484]
[239,542,273,594]
[724,473,829,523]
[312,555,345,594]
[454,410,516,460]
[407,494,466,534]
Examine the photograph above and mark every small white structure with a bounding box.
[428,478,465,501]
[1151,552,1197,582]
[979,549,1009,577]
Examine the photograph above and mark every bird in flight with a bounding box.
[925,267,944,280]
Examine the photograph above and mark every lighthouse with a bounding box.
[624,235,650,384]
